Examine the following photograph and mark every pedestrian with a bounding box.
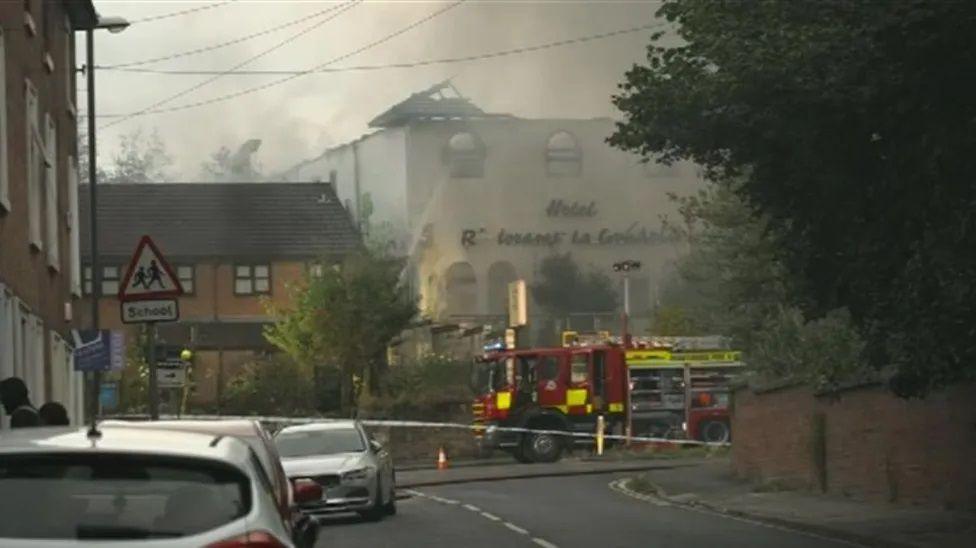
[39,402,69,426]
[0,377,41,428]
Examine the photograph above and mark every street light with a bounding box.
[84,14,129,431]
[612,259,641,446]
[612,259,642,347]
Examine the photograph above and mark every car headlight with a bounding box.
[341,468,370,482]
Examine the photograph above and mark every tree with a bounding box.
[200,140,263,182]
[531,253,618,317]
[610,1,976,395]
[264,251,417,414]
[101,128,174,184]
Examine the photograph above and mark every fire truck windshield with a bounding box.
[472,358,509,394]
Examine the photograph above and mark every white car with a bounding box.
[275,420,396,521]
[0,425,320,547]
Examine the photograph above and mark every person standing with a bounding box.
[39,402,70,426]
[0,377,41,428]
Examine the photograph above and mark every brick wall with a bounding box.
[731,382,976,510]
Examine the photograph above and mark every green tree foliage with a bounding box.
[656,180,868,385]
[611,1,976,395]
[264,251,417,414]
[531,253,618,316]
[359,353,473,421]
[222,356,316,417]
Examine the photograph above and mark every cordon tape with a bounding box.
[104,413,731,448]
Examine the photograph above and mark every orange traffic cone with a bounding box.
[436,447,449,470]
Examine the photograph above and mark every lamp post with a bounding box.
[612,259,641,445]
[612,259,642,348]
[84,14,129,429]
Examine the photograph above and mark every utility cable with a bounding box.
[98,0,466,123]
[97,22,662,76]
[106,5,358,68]
[100,0,363,129]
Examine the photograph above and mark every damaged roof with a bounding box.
[80,182,362,262]
[368,80,512,128]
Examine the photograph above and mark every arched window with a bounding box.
[546,131,581,177]
[444,262,477,317]
[446,131,485,178]
[487,261,518,315]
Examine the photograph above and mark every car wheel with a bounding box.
[359,478,386,522]
[383,470,397,515]
[512,443,533,463]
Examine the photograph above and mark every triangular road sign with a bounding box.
[118,235,184,302]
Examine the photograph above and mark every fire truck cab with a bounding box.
[472,343,628,463]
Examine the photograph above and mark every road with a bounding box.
[314,472,853,548]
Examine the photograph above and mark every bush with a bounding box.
[359,354,473,421]
[222,356,316,416]
[750,307,869,389]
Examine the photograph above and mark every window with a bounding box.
[43,113,58,270]
[536,356,560,382]
[446,131,485,178]
[25,79,42,250]
[101,266,120,296]
[571,354,589,384]
[0,455,250,540]
[235,265,271,295]
[177,266,195,294]
[0,29,8,212]
[64,15,74,115]
[68,157,80,296]
[546,131,581,177]
[82,266,92,296]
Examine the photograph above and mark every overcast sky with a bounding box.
[88,0,665,180]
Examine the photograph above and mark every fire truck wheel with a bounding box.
[523,432,563,463]
[699,420,731,443]
[512,443,533,463]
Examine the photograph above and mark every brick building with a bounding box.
[79,182,362,408]
[0,1,97,426]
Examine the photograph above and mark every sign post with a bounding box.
[118,235,183,420]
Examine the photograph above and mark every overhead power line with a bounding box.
[100,0,363,130]
[106,5,356,68]
[97,23,663,77]
[130,1,236,25]
[97,0,467,123]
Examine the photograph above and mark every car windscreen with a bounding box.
[275,428,365,458]
[0,453,250,540]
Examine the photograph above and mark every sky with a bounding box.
[87,0,666,180]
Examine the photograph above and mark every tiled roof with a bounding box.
[80,182,362,261]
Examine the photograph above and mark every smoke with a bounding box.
[92,1,665,180]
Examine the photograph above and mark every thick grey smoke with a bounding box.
[92,1,664,180]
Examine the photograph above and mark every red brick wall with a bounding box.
[731,382,976,510]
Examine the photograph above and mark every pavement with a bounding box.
[395,456,703,488]
[633,457,976,548]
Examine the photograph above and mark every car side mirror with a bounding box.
[292,478,323,504]
[369,439,383,452]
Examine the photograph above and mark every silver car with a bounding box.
[275,420,396,521]
[0,425,303,547]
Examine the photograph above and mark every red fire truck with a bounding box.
[471,332,743,462]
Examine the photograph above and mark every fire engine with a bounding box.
[471,331,744,463]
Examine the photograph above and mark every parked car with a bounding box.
[274,420,396,521]
[101,419,319,548]
[0,425,315,546]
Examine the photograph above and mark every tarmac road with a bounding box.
[315,472,854,548]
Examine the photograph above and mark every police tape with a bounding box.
[103,413,730,448]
